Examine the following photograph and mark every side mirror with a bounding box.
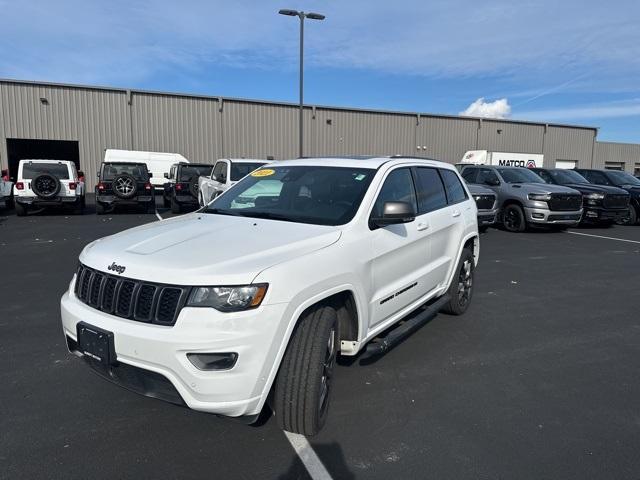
[148,172,153,178]
[217,174,227,184]
[163,172,169,179]
[97,173,101,179]
[370,201,415,228]
[485,178,500,186]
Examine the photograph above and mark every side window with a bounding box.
[414,167,447,214]
[213,162,226,181]
[371,168,417,218]
[170,166,176,180]
[589,171,609,185]
[440,169,468,205]
[461,168,477,183]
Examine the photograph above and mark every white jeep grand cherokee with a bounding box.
[60,156,479,435]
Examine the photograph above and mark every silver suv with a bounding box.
[460,165,582,232]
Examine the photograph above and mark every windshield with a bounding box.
[204,165,375,226]
[606,170,640,186]
[496,168,545,184]
[180,165,213,182]
[549,169,588,184]
[101,163,148,181]
[231,162,267,182]
[21,162,70,180]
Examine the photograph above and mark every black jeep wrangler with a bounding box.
[95,162,155,214]
[163,163,213,213]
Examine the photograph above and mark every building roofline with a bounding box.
[596,140,640,147]
[0,77,599,132]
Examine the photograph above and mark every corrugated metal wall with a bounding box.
[0,82,130,185]
[132,93,223,163]
[594,141,640,171]
[418,116,478,163]
[3,79,640,190]
[544,126,595,168]
[478,120,545,153]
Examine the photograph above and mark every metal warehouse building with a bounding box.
[1,78,639,190]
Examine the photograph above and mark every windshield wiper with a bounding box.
[204,208,245,217]
[243,211,297,222]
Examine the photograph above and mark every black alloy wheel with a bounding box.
[31,173,61,199]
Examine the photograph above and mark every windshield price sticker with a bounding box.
[251,169,275,177]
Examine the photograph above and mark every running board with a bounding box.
[361,294,451,360]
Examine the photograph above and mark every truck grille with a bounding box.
[74,264,189,326]
[473,194,496,211]
[548,193,582,211]
[603,194,629,209]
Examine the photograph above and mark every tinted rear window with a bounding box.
[440,169,468,204]
[179,165,213,181]
[21,163,70,180]
[414,167,447,214]
[101,164,148,180]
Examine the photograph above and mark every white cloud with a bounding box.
[460,98,511,119]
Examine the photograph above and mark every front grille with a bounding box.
[548,193,582,211]
[74,264,189,326]
[603,194,629,209]
[473,194,496,211]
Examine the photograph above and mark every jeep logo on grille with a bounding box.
[107,262,126,275]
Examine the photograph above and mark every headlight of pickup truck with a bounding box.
[584,192,605,205]
[187,284,268,312]
[528,193,551,201]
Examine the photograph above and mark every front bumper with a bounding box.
[524,206,582,225]
[60,282,288,417]
[581,207,628,223]
[16,195,80,206]
[477,208,499,226]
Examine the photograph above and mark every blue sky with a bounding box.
[1,0,639,142]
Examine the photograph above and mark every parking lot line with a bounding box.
[566,230,640,244]
[155,209,163,221]
[284,432,333,480]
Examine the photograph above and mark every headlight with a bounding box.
[187,284,268,312]
[528,193,551,201]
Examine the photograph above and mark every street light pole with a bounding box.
[279,9,325,159]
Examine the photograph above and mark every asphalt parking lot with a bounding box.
[1,197,639,480]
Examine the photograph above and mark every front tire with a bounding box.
[442,248,474,315]
[274,305,338,436]
[502,204,526,232]
[618,206,638,226]
[15,202,27,217]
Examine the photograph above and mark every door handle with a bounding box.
[452,210,461,218]
[417,222,429,231]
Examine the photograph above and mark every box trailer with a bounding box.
[458,150,544,169]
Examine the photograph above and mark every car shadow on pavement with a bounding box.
[277,442,355,480]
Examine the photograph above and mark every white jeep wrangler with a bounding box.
[60,157,479,435]
[14,159,85,216]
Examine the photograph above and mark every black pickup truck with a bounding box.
[574,169,640,225]
[531,168,630,225]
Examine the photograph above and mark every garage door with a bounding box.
[555,160,577,169]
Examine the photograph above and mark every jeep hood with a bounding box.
[79,213,341,285]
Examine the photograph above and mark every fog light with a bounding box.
[532,213,544,219]
[187,352,238,371]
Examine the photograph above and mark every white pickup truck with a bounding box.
[198,158,270,206]
[60,156,479,435]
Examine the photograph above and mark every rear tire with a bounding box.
[502,204,526,232]
[442,248,474,315]
[15,202,27,217]
[274,305,338,436]
[170,197,181,214]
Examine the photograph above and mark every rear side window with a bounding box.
[230,163,266,182]
[372,168,417,218]
[440,169,468,204]
[21,163,70,180]
[414,167,447,214]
